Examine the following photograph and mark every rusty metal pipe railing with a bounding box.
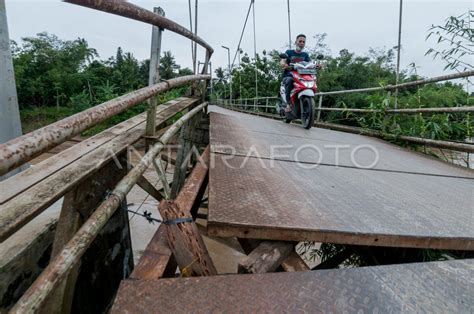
[10,102,208,313]
[0,74,210,176]
[315,70,474,96]
[64,0,213,56]
[233,70,473,100]
[218,103,474,154]
[316,106,474,114]
[228,99,474,114]
[314,121,474,153]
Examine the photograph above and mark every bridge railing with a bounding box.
[0,0,214,177]
[218,70,474,154]
[10,103,209,313]
[0,75,209,176]
[229,70,474,115]
[2,1,214,312]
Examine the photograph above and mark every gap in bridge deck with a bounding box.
[1,135,246,277]
[126,145,246,273]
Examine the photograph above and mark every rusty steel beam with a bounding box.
[315,70,474,96]
[129,224,177,280]
[64,0,213,55]
[10,102,208,313]
[176,146,210,218]
[314,121,474,154]
[389,70,474,90]
[237,71,474,100]
[0,74,210,176]
[317,106,474,114]
[219,104,474,154]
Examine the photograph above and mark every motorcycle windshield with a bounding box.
[297,68,316,75]
[294,62,316,74]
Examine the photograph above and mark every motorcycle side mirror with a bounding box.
[316,54,324,60]
[279,53,289,59]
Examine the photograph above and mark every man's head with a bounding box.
[295,34,306,52]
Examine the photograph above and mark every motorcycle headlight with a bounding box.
[303,81,315,88]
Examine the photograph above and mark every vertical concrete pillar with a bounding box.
[0,0,24,180]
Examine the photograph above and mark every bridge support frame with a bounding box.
[237,239,309,273]
[42,153,133,313]
[145,7,165,151]
[170,110,207,198]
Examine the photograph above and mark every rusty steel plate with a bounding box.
[110,259,474,313]
[207,154,473,250]
[209,110,474,179]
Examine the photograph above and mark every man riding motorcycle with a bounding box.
[280,34,310,112]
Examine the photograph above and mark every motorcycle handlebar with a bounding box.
[288,62,322,70]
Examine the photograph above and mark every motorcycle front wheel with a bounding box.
[301,96,315,129]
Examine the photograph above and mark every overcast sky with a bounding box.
[5,0,473,80]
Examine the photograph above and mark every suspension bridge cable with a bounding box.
[194,0,199,74]
[287,0,292,49]
[252,0,258,97]
[188,0,195,73]
[394,0,403,109]
[231,0,253,69]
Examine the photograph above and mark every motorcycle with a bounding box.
[278,54,323,129]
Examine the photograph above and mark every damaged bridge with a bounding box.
[0,1,473,313]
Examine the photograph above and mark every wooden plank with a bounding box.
[0,215,57,311]
[208,155,474,250]
[0,97,199,205]
[237,238,309,272]
[157,146,215,277]
[281,252,310,272]
[129,224,177,280]
[0,129,141,243]
[42,191,82,314]
[72,195,133,314]
[47,140,82,154]
[110,259,474,313]
[0,98,200,242]
[43,154,131,313]
[176,146,210,218]
[238,241,293,274]
[159,200,217,276]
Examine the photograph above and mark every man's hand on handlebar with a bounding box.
[283,63,294,70]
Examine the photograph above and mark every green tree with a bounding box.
[426,9,473,71]
[13,32,97,107]
[159,51,180,79]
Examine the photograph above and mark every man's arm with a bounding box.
[280,50,291,70]
[280,58,289,70]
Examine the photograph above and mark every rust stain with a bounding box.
[0,75,209,176]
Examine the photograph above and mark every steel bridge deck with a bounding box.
[111,259,474,313]
[207,106,474,250]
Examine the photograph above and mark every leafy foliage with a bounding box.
[426,10,473,71]
[12,33,192,133]
[298,242,474,268]
[214,31,472,143]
